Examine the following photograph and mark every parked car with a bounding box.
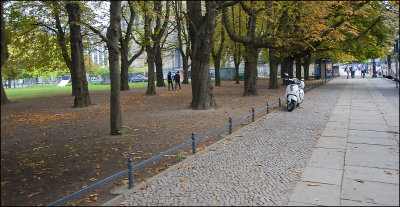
[129,75,148,83]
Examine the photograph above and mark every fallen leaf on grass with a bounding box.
[89,178,97,182]
[1,181,8,187]
[27,191,41,198]
[164,154,177,157]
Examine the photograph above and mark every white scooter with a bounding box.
[284,73,305,112]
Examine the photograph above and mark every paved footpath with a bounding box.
[288,75,399,206]
[106,75,399,206]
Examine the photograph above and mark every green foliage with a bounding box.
[177,151,186,161]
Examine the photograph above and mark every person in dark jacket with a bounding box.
[174,71,181,90]
[167,71,174,91]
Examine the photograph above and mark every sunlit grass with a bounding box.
[4,82,153,101]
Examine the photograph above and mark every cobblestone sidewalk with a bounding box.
[114,79,343,206]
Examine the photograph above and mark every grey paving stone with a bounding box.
[324,121,349,129]
[349,123,390,131]
[328,114,350,122]
[287,201,319,206]
[347,136,397,146]
[315,137,347,149]
[344,165,399,184]
[307,148,345,170]
[348,129,394,139]
[288,181,340,206]
[341,178,399,206]
[301,167,343,185]
[345,143,399,170]
[340,199,381,206]
[320,128,348,138]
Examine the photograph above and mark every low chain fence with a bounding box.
[48,79,329,206]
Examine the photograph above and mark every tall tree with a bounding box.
[187,1,218,109]
[1,1,9,105]
[120,1,144,91]
[211,17,226,87]
[223,1,278,95]
[108,1,122,135]
[66,2,91,108]
[173,1,191,84]
[141,1,170,95]
[230,4,244,84]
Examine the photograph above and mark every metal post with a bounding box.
[127,157,134,189]
[229,117,232,135]
[372,59,377,77]
[251,108,255,122]
[266,102,270,114]
[278,97,281,107]
[191,132,196,154]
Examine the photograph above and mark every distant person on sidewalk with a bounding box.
[361,65,366,78]
[345,65,350,79]
[350,66,356,78]
[174,71,181,90]
[167,71,174,91]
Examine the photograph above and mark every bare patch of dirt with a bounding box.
[0,78,323,206]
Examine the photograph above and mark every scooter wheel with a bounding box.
[287,101,295,112]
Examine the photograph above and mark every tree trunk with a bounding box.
[243,45,258,96]
[146,46,156,95]
[268,49,280,89]
[282,56,294,85]
[214,57,221,86]
[107,1,122,135]
[120,42,130,91]
[182,55,189,84]
[188,1,217,109]
[296,57,302,79]
[54,12,75,96]
[155,44,165,87]
[66,3,91,108]
[234,60,240,84]
[302,53,311,80]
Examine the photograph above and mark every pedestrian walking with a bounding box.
[350,66,356,78]
[174,71,181,90]
[167,71,174,91]
[345,65,350,79]
[361,65,366,78]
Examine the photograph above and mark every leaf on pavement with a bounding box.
[355,179,365,183]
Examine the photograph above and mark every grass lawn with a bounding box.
[4,82,150,101]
